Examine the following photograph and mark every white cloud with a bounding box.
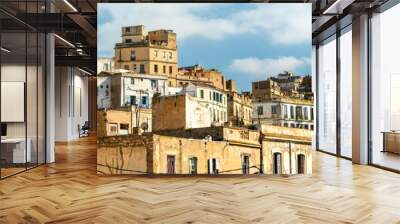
[97,3,311,56]
[228,56,310,78]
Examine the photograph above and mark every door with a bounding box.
[189,157,197,174]
[242,155,250,174]
[167,155,175,174]
[273,152,282,175]
[297,154,305,174]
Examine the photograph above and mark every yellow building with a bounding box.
[226,80,253,127]
[97,127,261,175]
[152,83,228,132]
[97,105,152,137]
[114,25,178,76]
[260,124,312,175]
[169,64,227,91]
[97,125,312,175]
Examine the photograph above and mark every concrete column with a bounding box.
[46,33,55,163]
[352,14,369,164]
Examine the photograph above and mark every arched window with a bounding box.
[273,152,282,175]
[297,154,306,174]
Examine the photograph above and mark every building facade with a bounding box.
[253,97,314,129]
[152,83,228,132]
[97,125,312,175]
[169,64,227,91]
[260,124,312,175]
[227,91,253,127]
[114,25,178,76]
[97,105,152,137]
[97,57,115,73]
[252,73,314,130]
[97,71,168,109]
[97,127,261,175]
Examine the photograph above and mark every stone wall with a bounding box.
[97,134,153,175]
[152,94,187,131]
[153,126,224,140]
[262,140,312,175]
[152,135,260,174]
[261,125,312,175]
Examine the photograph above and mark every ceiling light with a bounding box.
[54,34,75,48]
[1,47,11,53]
[63,0,78,12]
[78,67,93,76]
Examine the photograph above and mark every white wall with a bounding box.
[55,67,89,141]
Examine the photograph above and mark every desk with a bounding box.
[1,138,31,164]
[382,131,400,154]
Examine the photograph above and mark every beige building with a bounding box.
[226,80,253,127]
[97,57,115,73]
[152,83,228,132]
[97,125,312,175]
[252,73,314,130]
[97,105,152,137]
[169,64,227,91]
[260,125,312,175]
[152,93,210,131]
[97,71,169,109]
[114,25,178,76]
[97,127,261,175]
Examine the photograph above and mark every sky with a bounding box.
[98,3,312,92]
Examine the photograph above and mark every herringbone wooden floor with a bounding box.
[1,136,400,224]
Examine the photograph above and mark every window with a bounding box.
[154,50,158,57]
[163,51,166,58]
[154,64,158,73]
[130,96,136,105]
[290,106,295,119]
[167,155,175,174]
[208,158,219,174]
[304,107,309,120]
[189,157,197,174]
[141,96,147,105]
[273,153,282,175]
[284,105,288,118]
[125,39,132,43]
[119,124,129,135]
[296,106,302,120]
[257,106,263,115]
[151,80,157,89]
[130,50,136,60]
[310,108,314,120]
[242,155,250,174]
[200,89,204,99]
[271,105,277,115]
[109,123,118,135]
[169,66,173,74]
[125,27,130,32]
[371,6,400,170]
[124,65,129,70]
[139,64,145,74]
[317,35,337,154]
[103,63,108,71]
[340,27,352,158]
[169,52,173,59]
[297,154,305,174]
[130,78,135,85]
[133,64,137,72]
[163,65,166,74]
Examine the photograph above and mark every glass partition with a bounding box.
[0,1,46,179]
[317,35,337,154]
[339,27,352,158]
[371,4,400,171]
